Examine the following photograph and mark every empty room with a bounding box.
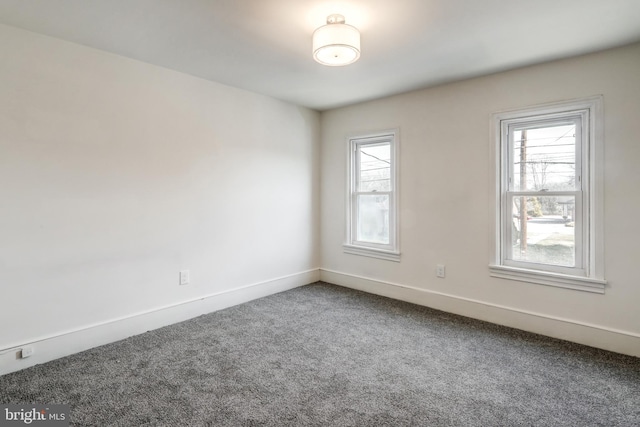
[1,1,639,425]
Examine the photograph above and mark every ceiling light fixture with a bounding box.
[312,14,360,66]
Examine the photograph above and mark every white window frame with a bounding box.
[490,96,606,293]
[344,129,400,262]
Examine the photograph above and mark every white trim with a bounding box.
[588,96,605,280]
[343,244,400,262]
[490,96,605,289]
[320,269,640,357]
[489,265,605,293]
[0,268,320,376]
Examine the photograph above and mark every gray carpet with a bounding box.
[1,282,639,426]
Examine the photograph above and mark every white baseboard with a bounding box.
[320,269,640,358]
[0,269,320,376]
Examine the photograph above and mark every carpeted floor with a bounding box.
[1,282,639,426]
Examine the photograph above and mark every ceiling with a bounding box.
[1,0,639,111]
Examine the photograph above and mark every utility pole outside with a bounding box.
[520,129,528,254]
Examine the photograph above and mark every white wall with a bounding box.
[320,43,640,356]
[0,24,320,371]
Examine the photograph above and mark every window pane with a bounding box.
[512,124,576,191]
[358,143,391,192]
[357,194,389,244]
[510,196,575,267]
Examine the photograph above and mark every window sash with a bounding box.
[352,191,394,249]
[505,116,583,193]
[502,191,585,276]
[355,141,391,193]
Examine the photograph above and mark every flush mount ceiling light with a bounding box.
[312,14,360,66]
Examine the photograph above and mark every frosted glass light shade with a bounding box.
[313,15,360,66]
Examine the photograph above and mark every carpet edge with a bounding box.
[0,268,320,376]
[320,268,640,357]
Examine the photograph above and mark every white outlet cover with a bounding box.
[21,346,34,358]
[179,270,190,285]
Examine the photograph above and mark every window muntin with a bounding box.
[345,131,399,260]
[490,97,605,293]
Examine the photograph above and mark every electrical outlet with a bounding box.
[21,346,34,359]
[436,264,446,278]
[179,270,190,286]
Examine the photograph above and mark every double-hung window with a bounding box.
[490,97,605,292]
[344,130,399,261]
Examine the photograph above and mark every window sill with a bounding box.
[343,245,400,262]
[489,265,606,294]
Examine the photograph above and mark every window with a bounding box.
[490,97,605,293]
[344,130,399,261]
